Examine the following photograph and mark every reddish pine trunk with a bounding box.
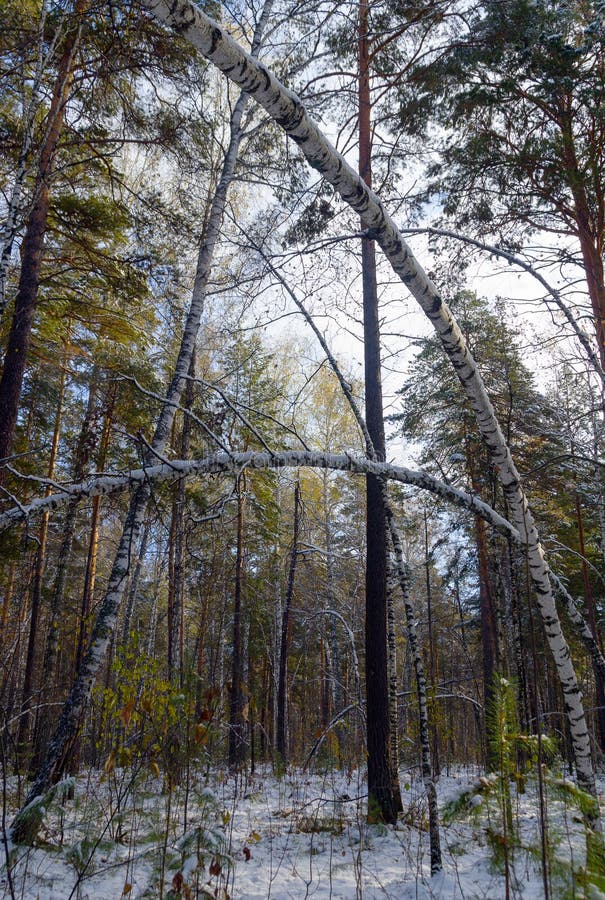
[0,7,84,467]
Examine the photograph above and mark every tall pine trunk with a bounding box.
[359,0,402,824]
[0,2,85,466]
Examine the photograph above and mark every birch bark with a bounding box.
[137,0,597,801]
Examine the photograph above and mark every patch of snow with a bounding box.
[1,765,601,898]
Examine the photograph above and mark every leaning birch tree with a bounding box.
[131,0,598,804]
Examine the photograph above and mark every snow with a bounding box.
[2,764,599,899]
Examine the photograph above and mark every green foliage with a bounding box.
[395,0,605,242]
[393,291,560,490]
[97,641,212,784]
[443,674,604,894]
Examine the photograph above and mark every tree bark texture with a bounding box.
[276,480,300,766]
[0,3,85,467]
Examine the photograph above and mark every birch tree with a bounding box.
[132,0,599,805]
[9,0,276,843]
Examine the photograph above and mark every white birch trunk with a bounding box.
[138,0,597,800]
[399,226,605,388]
[10,1,275,843]
[384,505,442,874]
[1,451,522,537]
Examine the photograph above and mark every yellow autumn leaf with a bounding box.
[104,750,116,776]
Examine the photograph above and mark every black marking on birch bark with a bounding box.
[256,62,271,92]
[208,26,222,54]
[173,4,196,32]
[276,101,305,132]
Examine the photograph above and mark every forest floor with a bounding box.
[0,763,599,898]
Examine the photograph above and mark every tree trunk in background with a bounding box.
[16,359,66,769]
[229,478,247,769]
[276,480,300,767]
[386,572,400,786]
[75,387,116,668]
[120,523,150,651]
[169,354,195,684]
[424,512,441,778]
[31,378,112,772]
[0,564,15,661]
[476,515,499,769]
[385,506,442,873]
[504,537,531,733]
[324,472,344,762]
[576,496,605,752]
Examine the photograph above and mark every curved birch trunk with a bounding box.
[399,226,605,388]
[7,445,605,701]
[9,1,276,845]
[138,0,597,802]
[0,452,519,536]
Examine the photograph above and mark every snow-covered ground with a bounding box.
[1,765,600,898]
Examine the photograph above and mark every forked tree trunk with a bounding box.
[10,0,275,843]
[135,1,598,803]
